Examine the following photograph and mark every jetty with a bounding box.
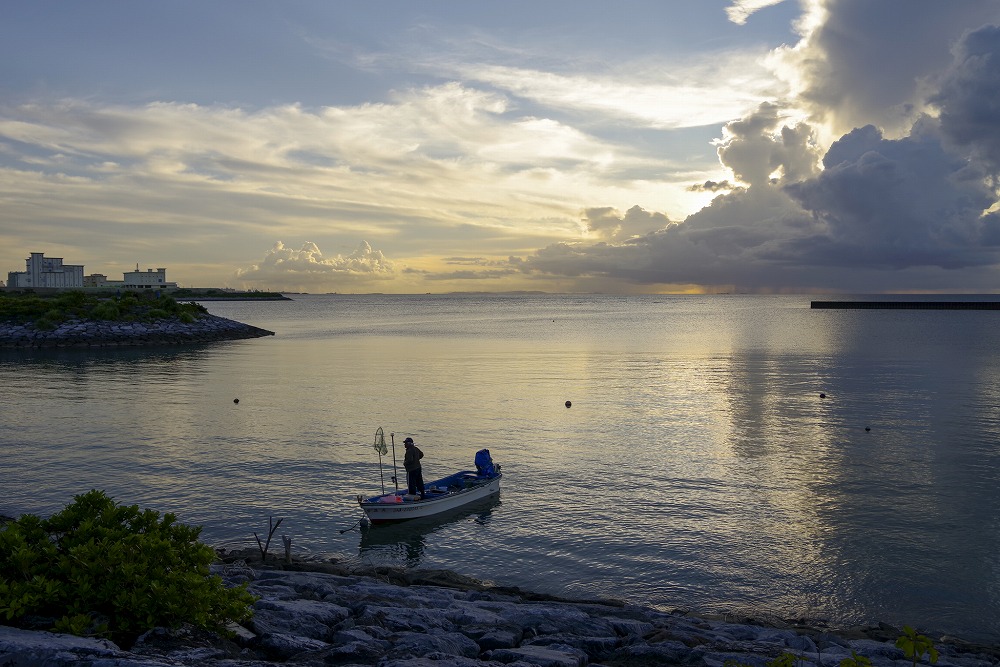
[0,314,274,348]
[811,301,1000,310]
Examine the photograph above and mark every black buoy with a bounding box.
[819,393,826,398]
[234,398,239,404]
[565,400,572,408]
[865,426,871,432]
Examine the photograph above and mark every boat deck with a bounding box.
[362,470,498,505]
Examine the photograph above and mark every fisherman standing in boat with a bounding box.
[402,437,426,500]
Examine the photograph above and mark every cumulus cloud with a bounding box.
[784,120,999,268]
[715,102,822,186]
[235,241,394,289]
[772,0,1000,138]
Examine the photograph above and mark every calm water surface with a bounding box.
[2,294,999,642]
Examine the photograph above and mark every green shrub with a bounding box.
[91,301,121,320]
[0,490,255,647]
[0,292,208,325]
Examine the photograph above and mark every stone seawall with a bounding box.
[3,562,999,667]
[0,314,275,348]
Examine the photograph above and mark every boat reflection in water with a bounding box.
[358,495,501,567]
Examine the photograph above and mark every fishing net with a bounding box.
[373,427,388,456]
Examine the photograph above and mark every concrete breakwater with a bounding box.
[810,301,1000,310]
[0,313,275,348]
[2,561,998,667]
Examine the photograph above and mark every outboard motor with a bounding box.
[474,449,496,476]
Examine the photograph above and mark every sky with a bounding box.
[2,0,1000,294]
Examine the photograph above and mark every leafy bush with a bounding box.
[91,301,120,320]
[0,490,255,646]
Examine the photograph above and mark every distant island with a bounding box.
[0,290,276,348]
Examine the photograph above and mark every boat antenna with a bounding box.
[373,427,389,494]
[390,432,400,491]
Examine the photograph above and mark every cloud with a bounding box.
[583,205,673,241]
[524,184,826,291]
[0,85,676,285]
[688,180,735,193]
[726,0,789,26]
[458,59,781,130]
[4,1,1000,294]
[933,24,1000,174]
[520,56,1000,292]
[510,2,1000,293]
[714,102,822,186]
[234,241,395,290]
[771,0,1000,138]
[784,120,999,269]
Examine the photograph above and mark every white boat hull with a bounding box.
[359,472,502,524]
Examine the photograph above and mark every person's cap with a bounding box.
[403,437,414,444]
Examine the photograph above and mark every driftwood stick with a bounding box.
[253,516,284,561]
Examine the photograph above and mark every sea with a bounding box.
[2,293,999,643]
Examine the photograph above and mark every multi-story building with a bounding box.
[7,254,178,290]
[7,252,84,288]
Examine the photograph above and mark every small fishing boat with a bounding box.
[357,429,502,525]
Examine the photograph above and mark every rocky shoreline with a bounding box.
[0,313,275,348]
[2,556,998,667]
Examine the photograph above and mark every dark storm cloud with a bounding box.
[524,189,820,289]
[785,119,999,269]
[934,24,1000,174]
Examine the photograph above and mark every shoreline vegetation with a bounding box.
[0,289,275,348]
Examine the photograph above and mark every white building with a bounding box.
[83,273,125,288]
[123,267,177,289]
[7,252,84,288]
